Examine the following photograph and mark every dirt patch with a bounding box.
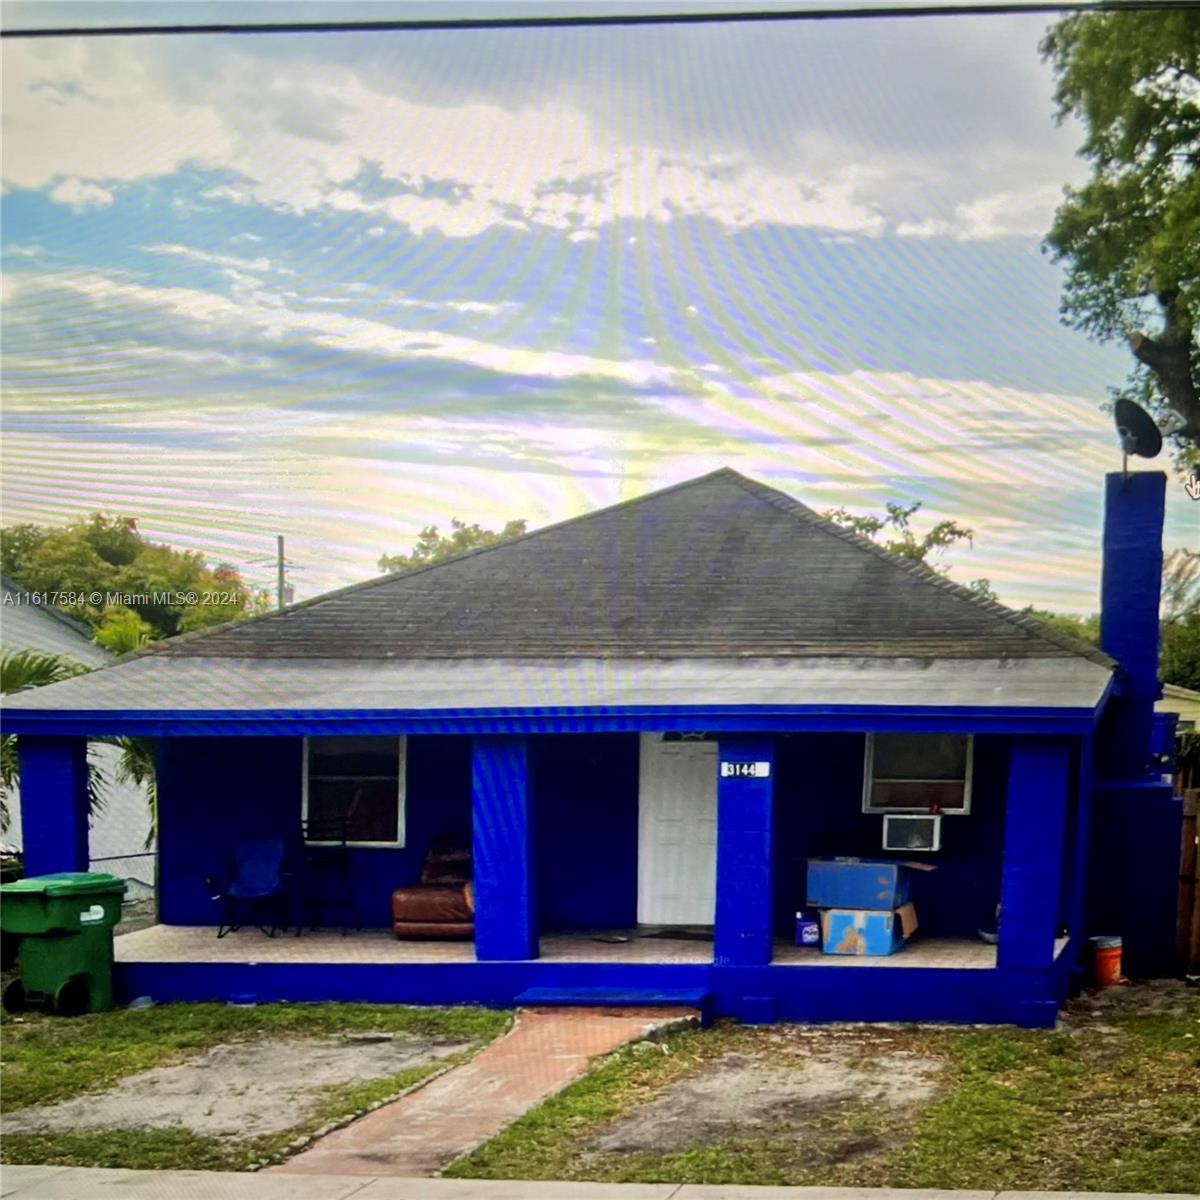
[1,1033,470,1140]
[589,1046,943,1153]
[1061,976,1196,1023]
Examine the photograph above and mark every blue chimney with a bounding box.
[1090,469,1180,977]
[1098,470,1166,779]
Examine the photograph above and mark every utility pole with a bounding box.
[277,534,286,611]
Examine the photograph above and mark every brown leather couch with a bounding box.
[391,834,474,940]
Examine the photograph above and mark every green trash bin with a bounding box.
[0,872,126,1015]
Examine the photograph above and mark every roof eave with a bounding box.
[0,700,1105,739]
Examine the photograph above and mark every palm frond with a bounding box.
[0,648,90,695]
[113,737,159,848]
[0,736,17,834]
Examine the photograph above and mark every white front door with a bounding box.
[637,734,718,926]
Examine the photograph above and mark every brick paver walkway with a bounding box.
[269,1007,697,1178]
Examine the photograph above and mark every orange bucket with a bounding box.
[1089,935,1123,986]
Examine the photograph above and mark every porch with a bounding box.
[111,920,1076,1027]
[13,718,1092,1027]
[115,924,1016,969]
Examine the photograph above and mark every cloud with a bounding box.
[897,184,1064,241]
[47,176,113,212]
[2,38,891,241]
[8,267,673,391]
[392,296,509,316]
[2,23,1085,243]
[2,41,232,190]
[144,242,290,276]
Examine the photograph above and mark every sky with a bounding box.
[2,1,1195,611]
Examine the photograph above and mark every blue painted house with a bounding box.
[1,468,1180,1026]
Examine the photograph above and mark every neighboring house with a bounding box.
[1,469,1180,1026]
[1,576,154,898]
[1158,683,1200,733]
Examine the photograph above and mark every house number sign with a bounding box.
[720,761,771,778]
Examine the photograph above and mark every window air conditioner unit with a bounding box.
[882,813,941,853]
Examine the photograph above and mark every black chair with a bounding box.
[299,811,362,935]
[207,838,290,938]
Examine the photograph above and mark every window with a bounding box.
[303,736,406,846]
[863,733,972,815]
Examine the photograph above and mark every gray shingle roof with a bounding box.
[1,656,1113,713]
[1,575,111,667]
[140,469,1112,665]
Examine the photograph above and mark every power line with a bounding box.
[1,2,1188,39]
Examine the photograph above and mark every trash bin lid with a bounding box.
[0,871,126,897]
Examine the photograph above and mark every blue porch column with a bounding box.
[1065,734,1094,946]
[471,736,538,961]
[999,737,1072,1014]
[17,736,90,877]
[714,737,775,968]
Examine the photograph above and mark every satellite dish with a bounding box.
[1113,398,1162,469]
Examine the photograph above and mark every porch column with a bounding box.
[714,737,775,967]
[17,736,90,877]
[998,736,1072,974]
[471,736,538,961]
[1065,734,1094,945]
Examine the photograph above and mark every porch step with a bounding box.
[515,985,712,1015]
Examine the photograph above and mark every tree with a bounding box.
[1020,549,1199,687]
[1160,548,1200,689]
[379,517,529,573]
[1041,10,1200,458]
[94,607,154,654]
[113,737,159,850]
[1021,608,1101,646]
[1162,547,1200,622]
[0,514,258,640]
[1160,610,1200,690]
[0,648,90,697]
[821,501,995,597]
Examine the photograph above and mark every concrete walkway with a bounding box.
[271,1007,697,1178]
[0,1168,1187,1200]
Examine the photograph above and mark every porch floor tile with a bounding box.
[772,938,998,969]
[114,925,1007,968]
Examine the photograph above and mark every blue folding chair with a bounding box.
[208,838,290,938]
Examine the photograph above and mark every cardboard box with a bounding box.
[820,903,918,956]
[806,857,934,911]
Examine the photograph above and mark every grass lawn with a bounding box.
[448,982,1200,1194]
[1,1001,509,1172]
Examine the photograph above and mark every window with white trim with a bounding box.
[863,733,973,815]
[303,736,406,847]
